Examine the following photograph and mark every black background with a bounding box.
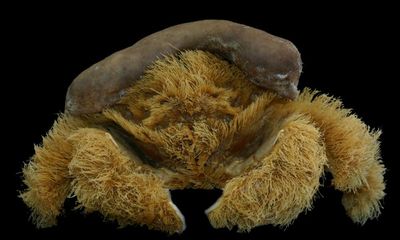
[6,2,397,239]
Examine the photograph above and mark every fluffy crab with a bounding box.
[21,20,385,233]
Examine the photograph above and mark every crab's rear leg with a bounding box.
[287,89,386,223]
[206,115,327,231]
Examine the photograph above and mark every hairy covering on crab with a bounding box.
[21,50,385,233]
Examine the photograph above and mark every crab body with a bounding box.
[20,21,385,234]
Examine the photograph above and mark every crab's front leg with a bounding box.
[67,128,185,234]
[20,116,86,228]
[287,89,386,224]
[206,114,327,231]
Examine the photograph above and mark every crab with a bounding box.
[20,20,385,233]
